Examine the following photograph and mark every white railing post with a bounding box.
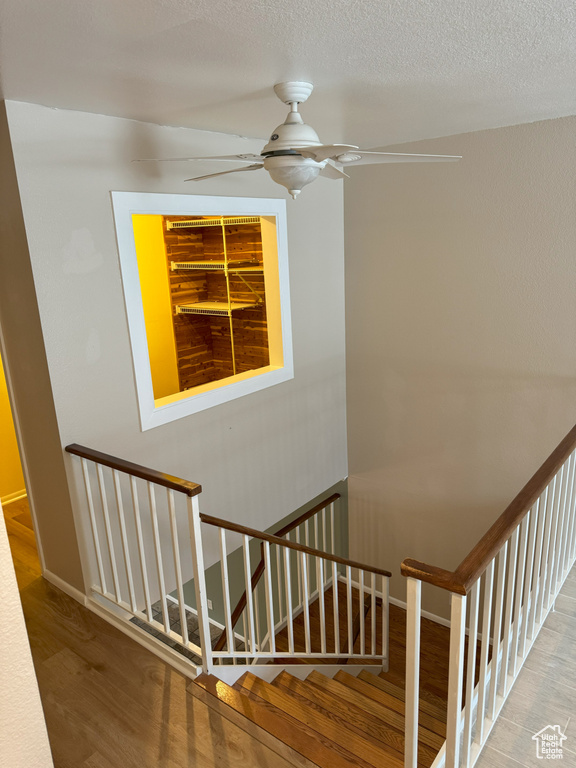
[446,592,467,768]
[187,495,213,675]
[405,577,421,768]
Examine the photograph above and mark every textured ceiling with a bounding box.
[0,0,575,148]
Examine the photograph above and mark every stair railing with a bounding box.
[401,422,576,768]
[65,444,213,669]
[201,513,391,668]
[212,493,341,653]
[66,443,390,678]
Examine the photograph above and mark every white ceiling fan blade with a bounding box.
[319,161,350,180]
[297,144,360,162]
[185,164,264,182]
[134,153,263,163]
[339,151,462,166]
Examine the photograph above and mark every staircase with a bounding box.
[196,666,446,768]
[65,421,576,768]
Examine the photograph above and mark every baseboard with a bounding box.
[43,570,88,606]
[389,595,451,629]
[1,489,27,506]
[86,596,201,681]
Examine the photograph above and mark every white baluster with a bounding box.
[359,569,366,656]
[317,558,326,654]
[488,542,508,720]
[536,478,555,625]
[112,470,137,612]
[263,542,276,654]
[330,502,336,554]
[147,482,169,633]
[129,476,152,622]
[544,468,563,610]
[80,459,106,593]
[371,572,377,657]
[219,528,234,654]
[346,565,353,654]
[476,562,494,745]
[499,528,519,696]
[511,515,529,676]
[382,575,389,664]
[97,464,121,602]
[529,492,547,641]
[462,580,480,767]
[242,535,256,655]
[284,546,294,654]
[519,502,539,658]
[167,489,189,646]
[446,593,467,768]
[332,561,340,656]
[187,495,213,674]
[301,551,311,654]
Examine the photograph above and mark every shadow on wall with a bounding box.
[347,360,576,620]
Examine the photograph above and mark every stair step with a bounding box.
[333,671,445,752]
[237,672,404,768]
[195,674,369,768]
[357,671,446,738]
[373,672,448,722]
[272,670,417,763]
[298,670,438,768]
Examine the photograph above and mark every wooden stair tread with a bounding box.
[356,671,446,738]
[374,672,448,721]
[195,674,370,768]
[333,671,445,752]
[237,672,404,768]
[292,671,438,768]
[272,671,417,763]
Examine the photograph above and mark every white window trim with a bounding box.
[111,192,293,431]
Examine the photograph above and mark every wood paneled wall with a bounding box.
[163,217,270,391]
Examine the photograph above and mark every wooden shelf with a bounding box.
[171,260,263,273]
[175,301,261,317]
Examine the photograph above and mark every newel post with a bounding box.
[405,577,421,768]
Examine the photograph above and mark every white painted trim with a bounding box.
[389,594,452,629]
[43,570,88,606]
[111,192,294,431]
[86,596,200,681]
[0,489,27,505]
[0,325,46,572]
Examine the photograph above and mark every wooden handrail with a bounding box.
[201,512,391,578]
[272,493,340,538]
[401,421,576,594]
[65,443,202,497]
[213,494,341,652]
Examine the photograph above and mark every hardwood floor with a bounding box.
[3,499,315,768]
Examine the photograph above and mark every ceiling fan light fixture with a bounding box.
[264,155,321,199]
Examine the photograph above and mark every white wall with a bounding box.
[0,503,54,768]
[4,101,347,583]
[344,116,576,615]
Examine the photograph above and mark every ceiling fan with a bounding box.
[142,82,461,199]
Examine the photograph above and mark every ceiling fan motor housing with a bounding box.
[262,110,322,154]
